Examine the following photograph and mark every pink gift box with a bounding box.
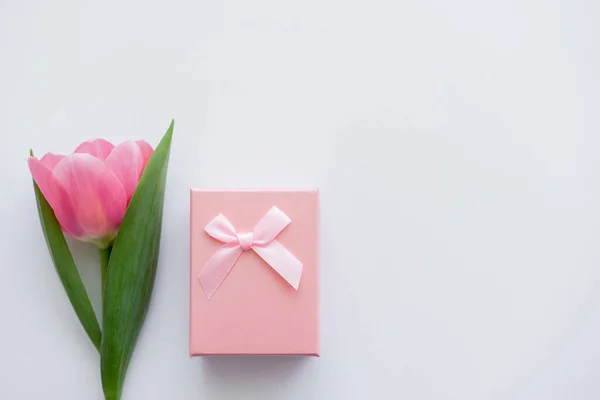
[189,189,319,356]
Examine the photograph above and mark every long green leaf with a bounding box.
[101,120,174,400]
[30,150,102,351]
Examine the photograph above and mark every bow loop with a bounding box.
[205,214,238,243]
[198,206,303,299]
[252,206,291,246]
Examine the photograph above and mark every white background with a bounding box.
[1,0,599,399]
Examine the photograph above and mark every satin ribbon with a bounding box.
[198,206,303,299]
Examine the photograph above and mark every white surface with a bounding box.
[1,0,600,399]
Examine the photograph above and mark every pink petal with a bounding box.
[53,154,127,239]
[135,140,154,168]
[40,153,65,171]
[28,157,83,237]
[104,141,145,200]
[74,139,115,161]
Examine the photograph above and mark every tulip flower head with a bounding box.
[28,139,153,248]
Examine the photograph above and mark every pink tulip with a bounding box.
[28,139,153,247]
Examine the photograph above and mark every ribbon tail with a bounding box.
[253,241,303,290]
[198,242,243,299]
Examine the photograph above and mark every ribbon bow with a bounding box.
[198,206,303,299]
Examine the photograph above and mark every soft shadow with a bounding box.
[196,355,312,398]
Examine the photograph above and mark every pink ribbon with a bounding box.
[198,206,303,299]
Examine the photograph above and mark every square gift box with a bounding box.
[189,189,319,356]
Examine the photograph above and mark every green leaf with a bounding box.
[30,150,102,351]
[101,120,174,400]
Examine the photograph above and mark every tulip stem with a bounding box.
[100,245,113,298]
